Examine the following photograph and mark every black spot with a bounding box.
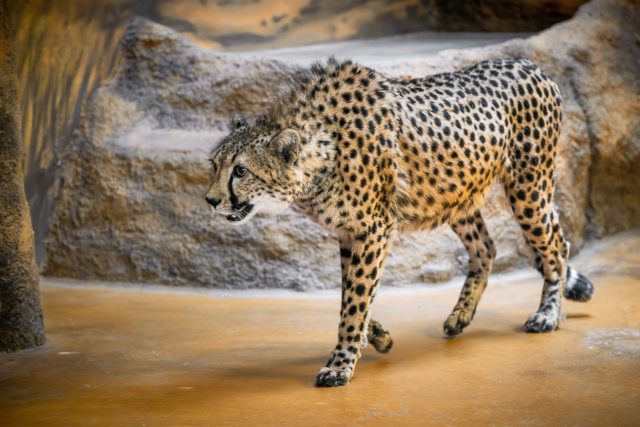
[364,252,374,265]
[531,190,540,201]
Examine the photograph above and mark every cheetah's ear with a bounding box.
[270,129,300,165]
[231,114,249,131]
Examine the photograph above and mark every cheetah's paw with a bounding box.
[524,311,559,333]
[315,366,352,387]
[368,321,394,353]
[443,309,473,336]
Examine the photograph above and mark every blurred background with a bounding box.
[11,0,586,265]
[11,0,639,294]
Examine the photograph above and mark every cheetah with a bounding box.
[204,57,594,387]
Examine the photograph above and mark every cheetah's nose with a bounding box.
[205,197,221,208]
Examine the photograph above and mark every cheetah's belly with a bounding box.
[395,130,508,230]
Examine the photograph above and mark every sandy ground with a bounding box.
[1,230,639,426]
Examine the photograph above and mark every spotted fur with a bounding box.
[205,57,594,387]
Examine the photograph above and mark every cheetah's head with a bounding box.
[204,114,302,225]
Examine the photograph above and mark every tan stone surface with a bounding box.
[2,230,640,425]
[43,0,640,289]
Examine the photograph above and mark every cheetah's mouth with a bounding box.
[226,203,253,222]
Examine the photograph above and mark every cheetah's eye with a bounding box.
[233,165,247,178]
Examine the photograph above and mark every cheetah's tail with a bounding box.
[564,265,594,302]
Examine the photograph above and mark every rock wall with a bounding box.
[0,4,46,351]
[43,0,640,289]
[14,0,582,264]
[154,0,586,49]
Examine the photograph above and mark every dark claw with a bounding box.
[443,322,464,337]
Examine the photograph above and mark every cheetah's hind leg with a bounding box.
[564,265,594,302]
[367,319,393,353]
[443,210,496,336]
[533,253,594,302]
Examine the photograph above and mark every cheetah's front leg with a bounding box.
[315,227,393,387]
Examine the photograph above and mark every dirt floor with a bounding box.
[1,230,639,426]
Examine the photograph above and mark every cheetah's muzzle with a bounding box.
[226,203,253,222]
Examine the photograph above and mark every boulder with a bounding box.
[43,0,640,289]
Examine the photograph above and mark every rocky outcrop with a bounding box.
[43,0,640,289]
[0,4,45,351]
